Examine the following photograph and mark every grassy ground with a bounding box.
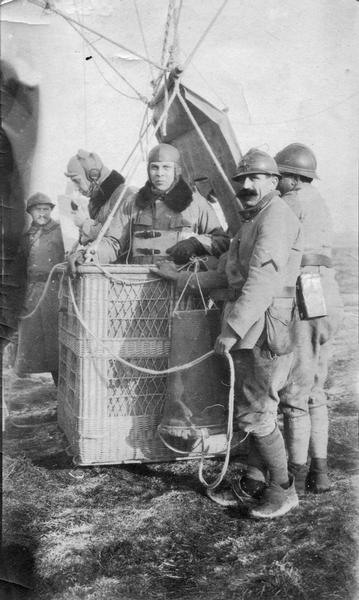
[2,247,358,600]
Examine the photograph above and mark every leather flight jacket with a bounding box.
[132,228,194,264]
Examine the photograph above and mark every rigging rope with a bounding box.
[28,0,167,72]
[19,263,67,320]
[183,0,229,70]
[134,0,154,80]
[89,79,181,255]
[67,20,148,103]
[175,89,243,210]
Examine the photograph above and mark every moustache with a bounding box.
[237,189,258,198]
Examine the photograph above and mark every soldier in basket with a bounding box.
[15,193,65,386]
[274,144,344,494]
[68,143,229,271]
[155,149,304,519]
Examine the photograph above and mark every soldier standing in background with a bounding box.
[275,144,344,493]
[15,193,65,385]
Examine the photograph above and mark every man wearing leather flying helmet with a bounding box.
[68,143,229,272]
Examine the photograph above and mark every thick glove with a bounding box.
[67,249,86,277]
[150,260,180,281]
[166,237,204,264]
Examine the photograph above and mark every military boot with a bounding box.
[206,484,239,507]
[306,458,331,493]
[249,477,299,519]
[232,476,266,506]
[288,462,308,495]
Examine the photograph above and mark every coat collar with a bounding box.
[135,176,193,213]
[238,190,279,222]
[89,170,125,219]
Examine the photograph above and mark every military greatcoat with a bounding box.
[15,218,65,375]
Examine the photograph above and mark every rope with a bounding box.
[20,263,67,320]
[134,0,154,80]
[27,0,167,72]
[175,89,244,210]
[67,20,148,103]
[68,277,214,375]
[89,79,181,256]
[160,0,175,68]
[198,350,235,490]
[183,0,229,71]
[92,262,161,285]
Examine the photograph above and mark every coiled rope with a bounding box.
[20,263,67,320]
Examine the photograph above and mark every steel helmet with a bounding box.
[274,143,318,179]
[26,192,54,213]
[232,148,280,180]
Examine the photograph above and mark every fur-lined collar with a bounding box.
[135,177,193,213]
[89,170,125,219]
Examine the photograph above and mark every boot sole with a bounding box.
[249,496,299,519]
[206,488,238,507]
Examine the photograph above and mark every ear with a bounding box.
[271,175,279,188]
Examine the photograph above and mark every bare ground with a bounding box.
[2,247,358,600]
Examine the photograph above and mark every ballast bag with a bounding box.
[158,308,230,454]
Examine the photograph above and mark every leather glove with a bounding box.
[166,237,204,264]
[67,249,86,278]
[150,260,180,281]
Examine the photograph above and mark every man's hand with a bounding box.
[67,249,86,277]
[72,206,89,229]
[214,323,239,355]
[166,237,204,264]
[150,260,180,281]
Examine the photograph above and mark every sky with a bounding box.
[1,0,359,236]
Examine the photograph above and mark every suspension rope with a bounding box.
[89,79,181,256]
[176,90,244,210]
[67,20,148,103]
[134,0,154,81]
[19,263,67,320]
[27,0,167,72]
[160,0,175,68]
[183,0,229,71]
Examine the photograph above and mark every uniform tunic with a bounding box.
[15,219,65,375]
[279,182,344,416]
[223,192,303,436]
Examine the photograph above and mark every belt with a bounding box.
[134,230,162,239]
[301,253,332,268]
[210,286,295,302]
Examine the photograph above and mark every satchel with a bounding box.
[263,299,296,356]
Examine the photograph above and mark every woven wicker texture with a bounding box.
[57,265,227,465]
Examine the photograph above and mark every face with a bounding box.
[236,173,278,207]
[149,162,175,192]
[30,205,52,226]
[68,173,91,196]
[277,174,296,196]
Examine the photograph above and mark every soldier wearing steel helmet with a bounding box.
[274,143,344,494]
[156,148,304,519]
[15,193,65,385]
[68,143,229,271]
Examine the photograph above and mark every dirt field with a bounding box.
[2,247,358,600]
